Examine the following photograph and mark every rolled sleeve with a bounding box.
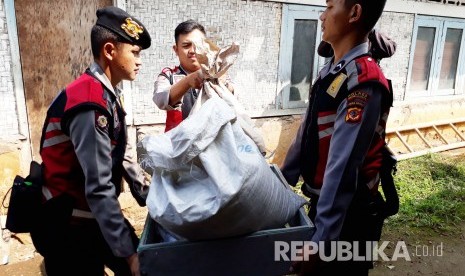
[153,74,174,110]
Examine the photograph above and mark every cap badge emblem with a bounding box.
[121,18,143,40]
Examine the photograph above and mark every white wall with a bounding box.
[0,0,19,138]
[127,0,283,125]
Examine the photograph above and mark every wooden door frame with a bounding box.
[4,0,31,168]
[3,0,126,169]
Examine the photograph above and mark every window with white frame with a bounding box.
[278,4,325,109]
[407,16,465,97]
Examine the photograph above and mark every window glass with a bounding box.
[410,27,436,91]
[439,28,462,90]
[289,20,317,101]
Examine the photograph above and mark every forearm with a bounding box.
[169,75,193,105]
[169,71,203,105]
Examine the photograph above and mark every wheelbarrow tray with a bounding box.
[138,165,314,276]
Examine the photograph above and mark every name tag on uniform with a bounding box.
[326,73,347,98]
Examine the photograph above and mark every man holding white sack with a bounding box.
[143,37,305,241]
[153,20,234,132]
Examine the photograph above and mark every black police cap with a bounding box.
[96,6,151,49]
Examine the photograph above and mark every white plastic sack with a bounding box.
[192,39,267,155]
[142,94,306,240]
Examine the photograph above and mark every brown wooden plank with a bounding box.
[450,123,465,141]
[414,128,432,148]
[15,0,112,160]
[395,142,465,161]
[395,131,414,153]
[386,118,465,134]
[432,125,448,145]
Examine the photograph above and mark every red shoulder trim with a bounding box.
[64,73,107,111]
[162,66,180,73]
[161,67,173,74]
[355,56,389,91]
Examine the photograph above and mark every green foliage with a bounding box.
[385,153,465,234]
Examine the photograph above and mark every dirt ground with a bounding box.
[1,149,465,275]
[371,224,465,276]
[0,193,147,276]
[2,207,465,275]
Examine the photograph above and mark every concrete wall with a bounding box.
[0,0,18,136]
[127,0,283,125]
[378,12,414,102]
[1,0,465,178]
[128,3,459,165]
[0,0,28,200]
[376,11,465,129]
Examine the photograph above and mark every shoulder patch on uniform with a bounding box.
[95,112,109,131]
[345,90,370,124]
[326,73,347,98]
[348,90,370,105]
[346,107,363,124]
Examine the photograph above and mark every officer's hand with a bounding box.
[289,251,319,276]
[188,70,204,89]
[126,253,141,276]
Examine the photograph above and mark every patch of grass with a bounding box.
[384,153,465,236]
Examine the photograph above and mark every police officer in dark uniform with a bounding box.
[31,6,151,276]
[282,0,392,275]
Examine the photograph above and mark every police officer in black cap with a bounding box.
[31,6,151,276]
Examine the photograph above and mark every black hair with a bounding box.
[90,25,121,59]
[174,20,206,44]
[345,0,387,33]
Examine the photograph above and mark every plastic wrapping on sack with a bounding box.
[191,39,267,155]
[142,96,306,240]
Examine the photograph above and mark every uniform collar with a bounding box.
[89,62,121,98]
[320,42,369,79]
[178,65,189,75]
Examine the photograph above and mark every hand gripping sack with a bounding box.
[191,39,267,155]
[141,94,306,240]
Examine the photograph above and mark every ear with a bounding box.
[173,44,179,57]
[102,42,116,61]
[349,4,362,24]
